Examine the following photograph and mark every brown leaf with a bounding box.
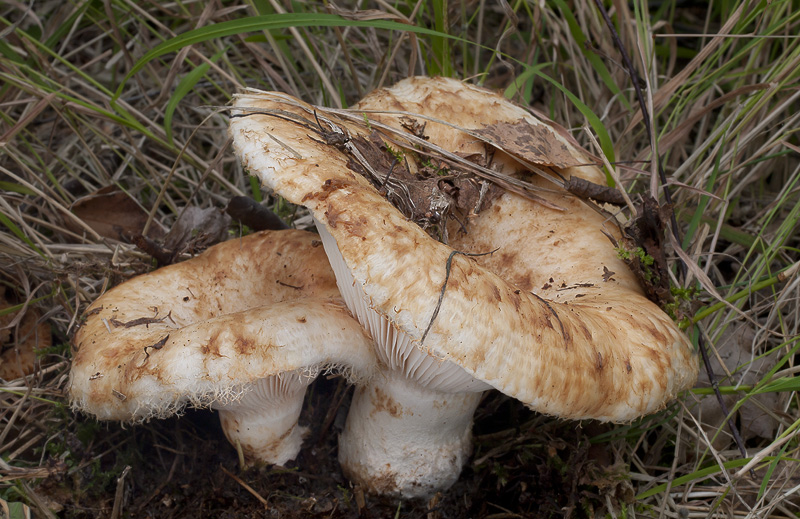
[68,186,165,242]
[399,116,428,139]
[163,206,231,253]
[471,120,577,168]
[1,295,51,380]
[324,3,408,22]
[697,324,787,449]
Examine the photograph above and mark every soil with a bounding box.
[32,376,624,518]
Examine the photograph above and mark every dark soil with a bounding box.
[33,376,630,518]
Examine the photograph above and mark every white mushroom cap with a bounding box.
[69,230,376,465]
[229,77,699,493]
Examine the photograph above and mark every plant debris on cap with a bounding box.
[229,77,699,494]
[69,230,376,465]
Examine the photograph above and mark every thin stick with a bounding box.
[220,464,269,508]
[421,248,498,345]
[109,466,131,519]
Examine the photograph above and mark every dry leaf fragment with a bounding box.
[697,324,786,448]
[325,3,408,22]
[163,206,231,253]
[471,120,578,169]
[0,297,51,380]
[68,186,165,242]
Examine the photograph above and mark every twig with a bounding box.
[110,466,131,519]
[421,248,498,345]
[220,464,269,508]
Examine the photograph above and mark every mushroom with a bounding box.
[69,229,376,465]
[229,77,699,495]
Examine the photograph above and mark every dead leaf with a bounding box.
[399,116,428,139]
[470,120,577,168]
[345,132,505,237]
[579,461,635,509]
[347,132,445,225]
[68,186,165,242]
[163,206,231,253]
[1,294,51,380]
[325,3,408,22]
[697,323,786,449]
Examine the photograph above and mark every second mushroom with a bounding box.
[70,229,376,465]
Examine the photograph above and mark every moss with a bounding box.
[664,286,697,326]
[615,246,657,284]
[384,143,404,163]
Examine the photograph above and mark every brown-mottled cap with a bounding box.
[229,78,698,423]
[69,230,375,464]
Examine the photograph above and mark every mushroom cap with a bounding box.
[69,230,375,421]
[229,77,699,422]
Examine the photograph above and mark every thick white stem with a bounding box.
[339,372,483,497]
[215,373,313,466]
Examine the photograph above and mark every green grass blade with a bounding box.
[0,293,56,318]
[249,176,263,202]
[114,14,460,100]
[0,181,36,196]
[504,63,550,99]
[0,212,44,257]
[164,46,228,145]
[430,0,453,77]
[549,0,631,111]
[637,456,800,500]
[757,437,791,502]
[682,130,726,250]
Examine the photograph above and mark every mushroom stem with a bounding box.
[339,372,482,497]
[318,219,490,493]
[215,372,313,466]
